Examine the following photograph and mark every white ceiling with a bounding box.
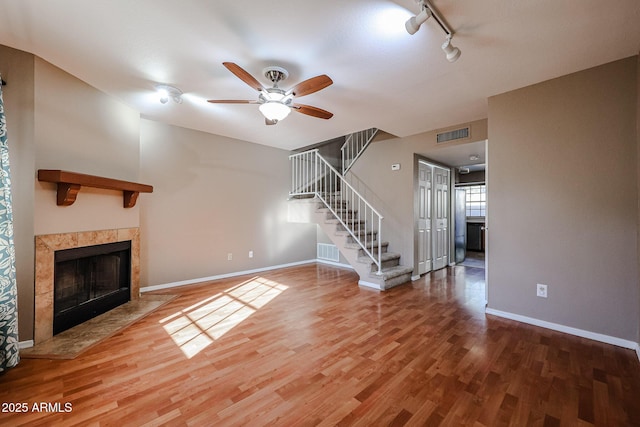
[0,0,639,161]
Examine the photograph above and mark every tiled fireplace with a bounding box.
[34,228,140,344]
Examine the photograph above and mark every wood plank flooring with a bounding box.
[1,263,639,426]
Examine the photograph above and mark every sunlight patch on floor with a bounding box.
[159,276,288,358]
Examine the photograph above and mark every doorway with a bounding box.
[414,157,451,277]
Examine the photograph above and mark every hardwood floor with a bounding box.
[1,263,639,426]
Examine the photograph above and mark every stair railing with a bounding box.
[341,128,378,174]
[290,150,383,275]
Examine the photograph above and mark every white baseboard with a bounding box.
[316,259,354,270]
[141,259,317,292]
[411,275,420,281]
[485,308,640,362]
[358,280,382,290]
[19,340,34,349]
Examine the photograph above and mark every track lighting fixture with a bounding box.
[405,7,432,35]
[442,36,461,63]
[155,84,183,104]
[406,0,461,63]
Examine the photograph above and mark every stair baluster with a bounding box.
[341,128,378,174]
[290,150,383,275]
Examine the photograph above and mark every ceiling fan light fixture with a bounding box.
[155,84,183,104]
[259,101,291,121]
[158,88,169,104]
[442,36,461,62]
[209,62,333,123]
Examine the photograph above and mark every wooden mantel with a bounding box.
[37,169,153,208]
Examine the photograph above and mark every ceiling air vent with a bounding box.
[437,127,470,144]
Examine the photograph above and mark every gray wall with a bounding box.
[138,119,317,288]
[347,56,639,345]
[487,56,639,342]
[348,120,488,274]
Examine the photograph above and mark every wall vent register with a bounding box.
[436,127,470,144]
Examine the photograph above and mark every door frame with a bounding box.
[412,154,453,279]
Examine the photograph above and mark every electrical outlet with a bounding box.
[227,253,232,261]
[536,283,548,298]
[249,250,253,258]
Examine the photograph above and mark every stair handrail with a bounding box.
[290,150,383,275]
[341,128,378,174]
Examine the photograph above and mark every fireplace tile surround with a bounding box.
[34,228,140,344]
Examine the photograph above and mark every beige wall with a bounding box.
[487,57,639,341]
[138,119,317,288]
[0,45,35,342]
[348,120,488,273]
[34,58,141,235]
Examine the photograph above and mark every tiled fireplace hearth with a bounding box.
[34,228,140,344]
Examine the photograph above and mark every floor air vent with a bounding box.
[437,127,470,144]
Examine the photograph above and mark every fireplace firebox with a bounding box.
[53,240,131,335]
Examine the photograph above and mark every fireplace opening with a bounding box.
[53,240,131,335]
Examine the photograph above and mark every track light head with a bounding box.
[405,0,461,64]
[405,8,432,35]
[442,37,461,62]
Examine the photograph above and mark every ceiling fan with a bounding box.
[208,62,334,125]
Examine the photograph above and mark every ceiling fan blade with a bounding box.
[289,75,333,97]
[292,104,334,119]
[207,99,258,104]
[223,62,266,92]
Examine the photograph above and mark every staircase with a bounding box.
[289,149,413,290]
[341,127,378,174]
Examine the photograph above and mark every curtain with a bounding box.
[0,80,20,373]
